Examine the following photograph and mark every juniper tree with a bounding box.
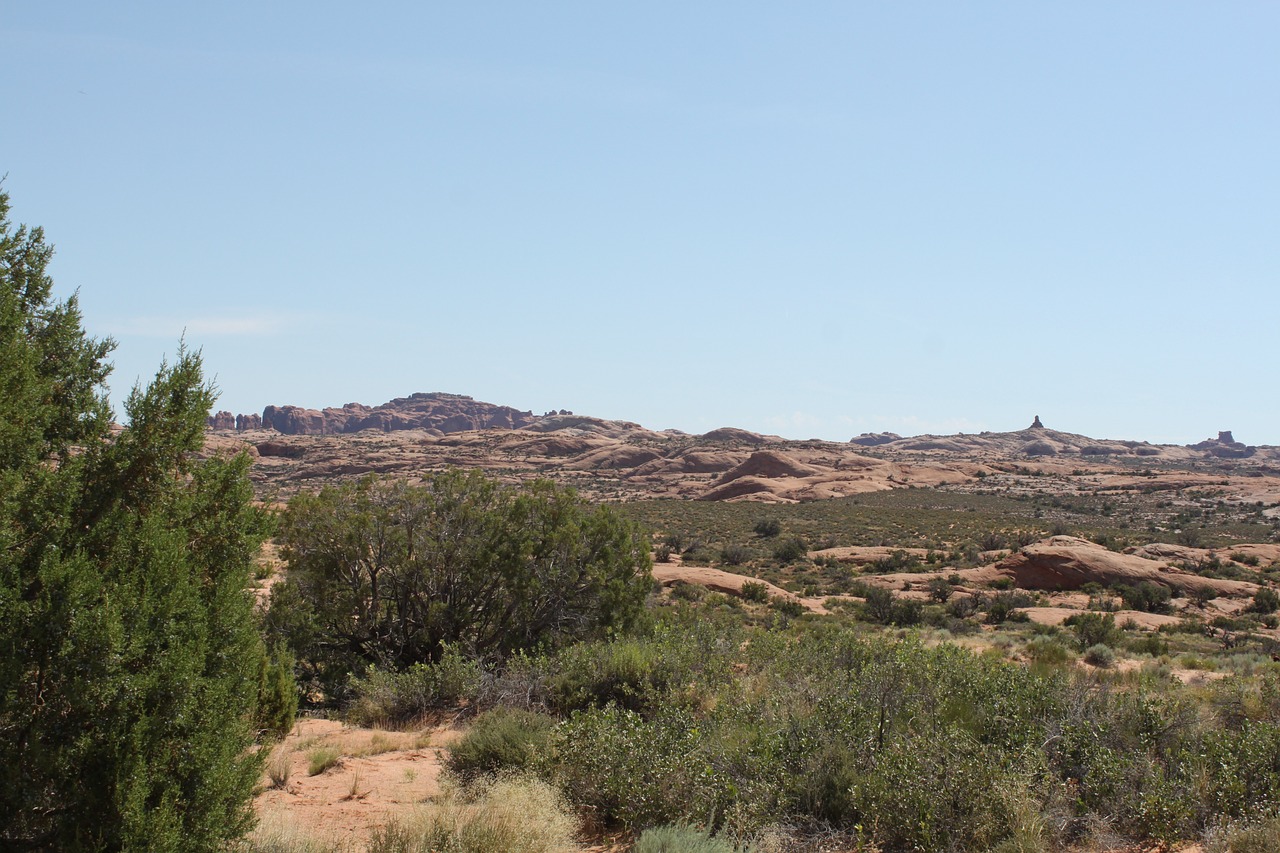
[0,186,272,852]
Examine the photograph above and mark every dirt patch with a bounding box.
[253,717,464,846]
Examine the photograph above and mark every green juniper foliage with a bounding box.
[267,471,652,699]
[0,186,273,852]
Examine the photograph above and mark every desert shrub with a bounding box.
[987,592,1030,624]
[347,647,483,725]
[670,581,707,602]
[1066,612,1123,650]
[1115,582,1173,614]
[1024,636,1072,666]
[771,537,808,563]
[947,593,982,619]
[550,638,671,714]
[720,544,752,566]
[770,596,806,618]
[268,471,653,699]
[549,622,733,716]
[979,531,1009,551]
[1084,644,1116,667]
[634,824,748,853]
[550,705,713,829]
[368,776,581,853]
[446,707,557,785]
[1250,587,1280,614]
[862,587,896,624]
[753,518,782,538]
[1125,633,1170,657]
[740,581,770,603]
[871,549,922,572]
[928,576,954,602]
[266,748,293,790]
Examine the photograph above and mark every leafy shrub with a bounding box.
[1251,587,1280,614]
[446,708,557,785]
[347,647,482,726]
[770,596,806,618]
[987,592,1030,624]
[634,824,748,853]
[928,577,954,602]
[720,544,752,566]
[753,519,782,538]
[1024,636,1071,666]
[269,471,653,697]
[670,581,706,602]
[1115,582,1173,614]
[771,537,808,563]
[1065,612,1122,650]
[550,705,711,829]
[740,581,770,603]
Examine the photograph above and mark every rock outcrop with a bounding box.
[207,410,236,430]
[1189,431,1254,459]
[997,536,1256,597]
[261,393,537,436]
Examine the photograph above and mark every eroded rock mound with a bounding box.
[717,451,820,484]
[699,427,771,445]
[850,432,902,447]
[998,536,1256,596]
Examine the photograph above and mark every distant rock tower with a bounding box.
[1030,415,1044,429]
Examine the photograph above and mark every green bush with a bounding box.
[720,544,752,566]
[1251,587,1280,614]
[1115,582,1173,614]
[1084,644,1116,667]
[0,187,271,851]
[1024,636,1072,666]
[446,708,557,784]
[740,581,770,603]
[347,646,482,725]
[268,471,653,698]
[753,519,782,538]
[1066,611,1123,650]
[771,537,808,563]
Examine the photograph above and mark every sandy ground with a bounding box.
[253,717,464,845]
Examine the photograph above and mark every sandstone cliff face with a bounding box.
[260,393,537,436]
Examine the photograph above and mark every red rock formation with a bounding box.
[997,536,1255,597]
[260,393,537,436]
[207,410,236,430]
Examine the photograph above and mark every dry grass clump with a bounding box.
[306,746,341,776]
[367,775,581,853]
[266,747,293,789]
[1205,814,1280,853]
[236,813,355,853]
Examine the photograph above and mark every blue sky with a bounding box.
[3,3,1277,444]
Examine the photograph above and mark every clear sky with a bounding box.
[4,3,1277,445]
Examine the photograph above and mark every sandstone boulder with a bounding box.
[998,536,1256,596]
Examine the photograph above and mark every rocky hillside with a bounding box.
[202,395,1280,510]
